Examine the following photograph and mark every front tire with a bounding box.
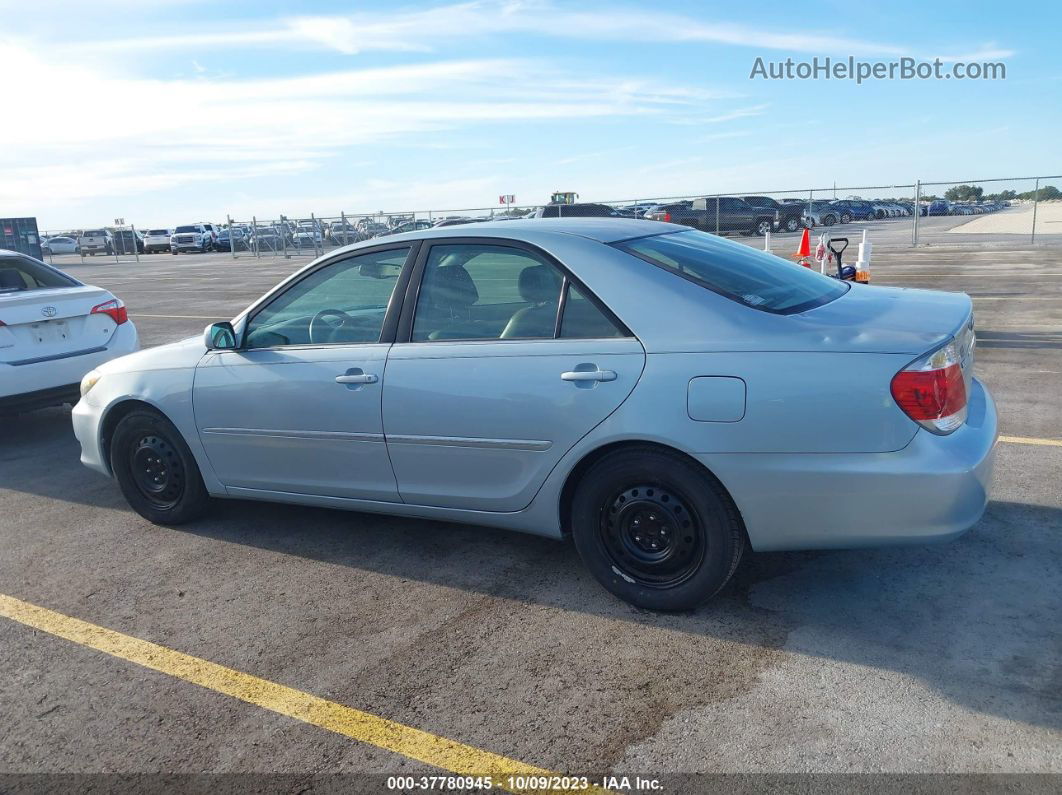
[110,409,209,525]
[839,212,852,224]
[570,447,745,611]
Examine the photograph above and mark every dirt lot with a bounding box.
[1,245,1060,789]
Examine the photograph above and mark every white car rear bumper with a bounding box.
[0,321,139,406]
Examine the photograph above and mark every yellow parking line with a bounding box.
[1000,435,1062,447]
[0,594,606,794]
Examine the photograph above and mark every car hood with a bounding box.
[97,335,205,374]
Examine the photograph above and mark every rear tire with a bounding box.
[570,447,744,611]
[784,217,800,232]
[840,212,852,224]
[110,409,210,525]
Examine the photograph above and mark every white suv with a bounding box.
[143,228,173,254]
[170,224,214,254]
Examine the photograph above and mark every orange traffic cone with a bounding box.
[794,227,811,267]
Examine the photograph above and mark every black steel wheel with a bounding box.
[571,446,745,611]
[110,408,209,524]
[599,484,704,589]
[129,434,185,510]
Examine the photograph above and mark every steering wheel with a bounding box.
[308,309,354,344]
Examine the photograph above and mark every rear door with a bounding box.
[381,239,645,511]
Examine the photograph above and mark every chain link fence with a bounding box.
[38,174,1062,265]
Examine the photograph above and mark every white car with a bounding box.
[0,250,138,412]
[143,228,173,254]
[42,236,80,255]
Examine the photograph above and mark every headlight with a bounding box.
[80,369,103,397]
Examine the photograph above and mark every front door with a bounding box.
[382,241,645,511]
[193,245,413,501]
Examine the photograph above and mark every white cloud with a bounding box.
[0,39,750,225]
[68,0,915,58]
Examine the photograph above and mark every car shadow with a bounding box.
[3,407,1061,732]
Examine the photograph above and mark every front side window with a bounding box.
[244,247,410,348]
[615,229,847,314]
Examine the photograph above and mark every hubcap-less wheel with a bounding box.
[600,485,704,588]
[130,435,184,510]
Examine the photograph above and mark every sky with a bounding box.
[0,0,1059,229]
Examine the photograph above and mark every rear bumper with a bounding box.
[0,322,139,403]
[701,378,998,551]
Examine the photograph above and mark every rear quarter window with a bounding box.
[614,229,847,314]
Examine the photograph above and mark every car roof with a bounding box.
[382,217,676,245]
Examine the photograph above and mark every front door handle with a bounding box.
[561,369,616,383]
[336,372,378,384]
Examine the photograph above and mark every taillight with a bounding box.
[890,339,967,434]
[91,298,128,326]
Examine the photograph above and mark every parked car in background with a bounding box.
[250,226,282,252]
[829,200,878,223]
[646,198,775,236]
[802,201,840,227]
[216,227,249,251]
[0,250,138,413]
[327,221,359,244]
[112,230,145,255]
[387,219,435,235]
[143,229,173,254]
[292,222,324,248]
[741,196,806,233]
[356,221,392,238]
[42,236,79,255]
[535,203,623,218]
[78,229,113,256]
[71,218,994,612]
[171,224,214,254]
[928,200,951,216]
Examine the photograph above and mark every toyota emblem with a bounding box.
[41,306,57,317]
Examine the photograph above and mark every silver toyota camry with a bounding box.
[72,219,997,610]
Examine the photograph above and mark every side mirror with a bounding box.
[204,321,237,350]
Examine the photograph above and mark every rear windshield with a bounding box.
[83,230,105,236]
[614,230,848,314]
[175,225,198,233]
[0,256,79,293]
[148,229,170,235]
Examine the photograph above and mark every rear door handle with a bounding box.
[561,369,616,382]
[336,373,378,384]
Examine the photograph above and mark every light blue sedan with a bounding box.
[72,219,996,610]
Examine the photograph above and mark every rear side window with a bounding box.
[614,229,847,314]
[0,256,79,292]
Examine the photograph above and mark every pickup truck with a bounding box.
[78,229,113,256]
[645,198,775,236]
[741,196,806,233]
[171,224,214,254]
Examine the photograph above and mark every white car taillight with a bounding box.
[91,298,128,326]
[890,338,968,435]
